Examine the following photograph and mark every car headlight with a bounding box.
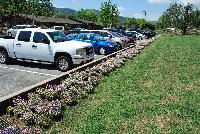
[76,48,86,56]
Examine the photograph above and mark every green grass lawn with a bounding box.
[48,35,200,134]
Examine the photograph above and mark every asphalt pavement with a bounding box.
[0,55,104,98]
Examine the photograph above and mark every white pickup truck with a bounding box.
[0,28,94,71]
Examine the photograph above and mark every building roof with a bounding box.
[16,14,81,25]
[71,18,104,26]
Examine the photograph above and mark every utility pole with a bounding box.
[143,10,147,20]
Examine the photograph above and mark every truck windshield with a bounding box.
[47,31,69,43]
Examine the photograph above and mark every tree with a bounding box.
[53,12,65,18]
[66,12,75,19]
[0,0,27,15]
[0,0,53,16]
[124,17,139,29]
[190,9,200,28]
[99,0,119,27]
[25,0,53,16]
[142,22,156,30]
[159,3,198,35]
[76,9,97,22]
[136,18,146,29]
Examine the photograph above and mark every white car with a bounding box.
[126,31,147,40]
[7,25,38,37]
[0,28,94,71]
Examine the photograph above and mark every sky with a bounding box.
[52,0,200,21]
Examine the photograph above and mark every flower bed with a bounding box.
[0,38,156,134]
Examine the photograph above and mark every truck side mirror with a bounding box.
[41,39,50,44]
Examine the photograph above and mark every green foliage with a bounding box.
[99,0,119,27]
[125,17,156,30]
[0,0,53,16]
[136,18,146,29]
[53,12,65,18]
[124,17,139,29]
[66,12,75,19]
[141,21,156,30]
[76,9,98,22]
[159,2,200,34]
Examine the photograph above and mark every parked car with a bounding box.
[0,29,94,71]
[144,29,156,37]
[7,25,38,37]
[79,30,129,49]
[126,31,147,40]
[103,28,135,43]
[129,29,154,39]
[51,26,69,35]
[68,33,119,55]
[51,26,64,31]
[68,28,87,34]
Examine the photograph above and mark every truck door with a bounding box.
[30,32,51,62]
[14,31,33,59]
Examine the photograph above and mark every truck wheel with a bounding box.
[55,56,72,72]
[99,47,106,55]
[0,50,9,64]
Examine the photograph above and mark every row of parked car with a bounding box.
[1,25,156,71]
[67,28,156,55]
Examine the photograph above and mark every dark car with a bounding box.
[104,28,136,43]
[130,29,156,39]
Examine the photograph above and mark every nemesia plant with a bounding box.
[21,126,41,134]
[0,126,16,134]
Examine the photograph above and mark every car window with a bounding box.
[91,31,100,34]
[76,35,89,40]
[101,32,110,37]
[76,35,84,40]
[47,31,69,43]
[109,31,120,37]
[89,35,95,41]
[80,31,90,33]
[22,26,27,29]
[33,32,48,43]
[54,27,64,30]
[18,31,32,42]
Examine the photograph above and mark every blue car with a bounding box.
[68,33,119,55]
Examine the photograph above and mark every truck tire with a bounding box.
[0,50,9,64]
[55,56,72,72]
